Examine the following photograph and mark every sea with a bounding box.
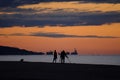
[0,55,120,66]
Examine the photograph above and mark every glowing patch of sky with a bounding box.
[0,36,120,54]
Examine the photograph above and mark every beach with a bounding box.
[0,61,120,80]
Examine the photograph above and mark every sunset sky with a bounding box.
[0,0,120,55]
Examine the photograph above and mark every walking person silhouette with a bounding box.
[60,50,68,63]
[53,50,57,63]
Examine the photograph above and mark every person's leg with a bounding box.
[61,59,64,63]
[63,59,65,63]
[55,59,57,63]
[53,58,55,63]
[61,58,62,63]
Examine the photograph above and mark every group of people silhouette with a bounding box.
[53,50,69,63]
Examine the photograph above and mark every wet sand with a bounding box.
[0,61,120,80]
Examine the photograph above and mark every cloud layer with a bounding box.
[0,11,120,27]
[0,0,120,8]
[0,32,119,38]
[0,0,120,27]
[31,32,119,38]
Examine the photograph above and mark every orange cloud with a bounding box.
[18,2,120,12]
[0,23,120,37]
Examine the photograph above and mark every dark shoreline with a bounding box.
[0,61,120,80]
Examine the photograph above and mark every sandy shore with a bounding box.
[0,61,120,80]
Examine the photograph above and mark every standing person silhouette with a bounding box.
[60,50,68,63]
[53,50,57,63]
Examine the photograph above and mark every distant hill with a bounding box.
[0,46,44,55]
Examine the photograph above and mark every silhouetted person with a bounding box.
[60,50,68,63]
[53,50,57,63]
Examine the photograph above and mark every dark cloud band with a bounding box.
[0,32,119,38]
[0,11,120,27]
[31,32,119,38]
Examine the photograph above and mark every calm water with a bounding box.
[0,55,120,65]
